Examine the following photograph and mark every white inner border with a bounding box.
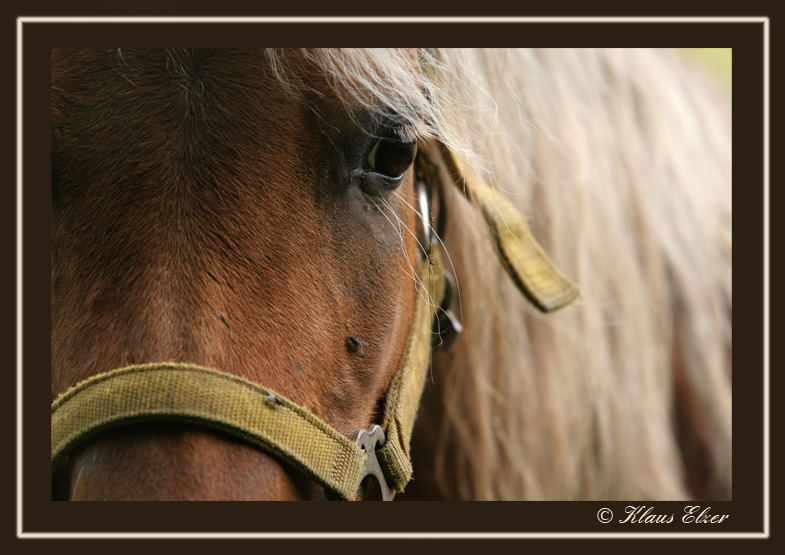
[17,16,769,540]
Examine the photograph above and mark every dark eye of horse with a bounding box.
[367,137,418,179]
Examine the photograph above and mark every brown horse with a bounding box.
[51,48,732,501]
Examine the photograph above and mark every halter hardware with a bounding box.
[415,178,433,258]
[352,425,395,501]
[434,270,463,350]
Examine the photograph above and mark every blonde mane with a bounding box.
[267,48,732,500]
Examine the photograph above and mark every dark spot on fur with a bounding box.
[346,336,369,355]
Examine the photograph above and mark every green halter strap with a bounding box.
[434,142,580,312]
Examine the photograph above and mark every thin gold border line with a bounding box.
[16,16,769,23]
[762,16,770,540]
[16,14,24,541]
[17,532,772,540]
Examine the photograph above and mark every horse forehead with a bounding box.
[52,50,342,209]
[54,49,301,94]
[52,50,322,145]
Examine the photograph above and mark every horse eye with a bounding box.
[367,138,418,179]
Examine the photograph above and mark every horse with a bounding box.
[50,48,732,501]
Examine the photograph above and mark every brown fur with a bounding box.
[51,49,418,499]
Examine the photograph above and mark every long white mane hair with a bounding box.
[269,48,732,500]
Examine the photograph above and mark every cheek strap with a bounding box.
[433,142,580,312]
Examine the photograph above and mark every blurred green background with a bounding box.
[680,48,732,91]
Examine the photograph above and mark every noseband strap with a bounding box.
[52,362,368,500]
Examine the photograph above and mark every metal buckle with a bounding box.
[352,425,395,501]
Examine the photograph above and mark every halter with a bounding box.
[50,142,579,500]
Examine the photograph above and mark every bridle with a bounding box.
[51,142,579,501]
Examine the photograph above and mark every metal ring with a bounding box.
[416,180,433,258]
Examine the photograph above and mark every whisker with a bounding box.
[372,198,442,317]
[371,198,428,296]
[386,191,431,260]
[377,197,435,302]
[370,196,456,386]
[376,198,458,343]
[378,197,449,324]
[392,190,464,324]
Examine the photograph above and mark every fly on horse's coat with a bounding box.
[50,49,731,501]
